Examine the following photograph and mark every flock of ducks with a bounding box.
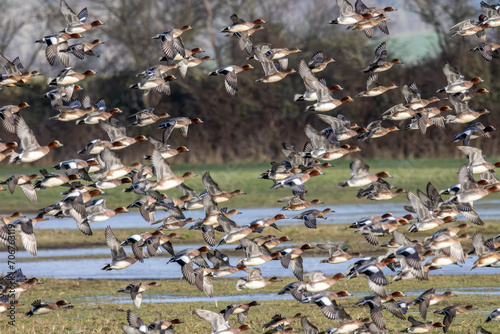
[0,0,499,333]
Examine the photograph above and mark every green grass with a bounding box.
[1,275,499,334]
[1,158,495,214]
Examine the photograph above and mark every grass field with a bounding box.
[0,158,493,214]
[1,275,499,334]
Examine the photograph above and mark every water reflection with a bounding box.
[1,256,496,279]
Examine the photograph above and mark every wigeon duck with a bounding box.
[453,87,489,102]
[347,15,389,38]
[117,282,161,309]
[155,216,194,230]
[454,165,500,203]
[236,238,282,266]
[25,299,72,316]
[82,198,128,228]
[128,108,169,127]
[145,232,180,256]
[324,317,371,333]
[211,264,247,279]
[445,95,489,124]
[158,116,203,139]
[202,171,245,203]
[318,243,363,264]
[262,235,292,249]
[76,107,122,125]
[0,148,13,161]
[60,39,104,61]
[410,288,456,320]
[329,0,373,25]
[0,139,17,152]
[264,313,303,330]
[292,208,333,229]
[470,42,500,61]
[295,69,344,100]
[222,14,266,33]
[253,43,296,83]
[248,213,286,233]
[381,103,417,121]
[217,215,262,246]
[151,150,196,191]
[347,258,393,298]
[450,18,488,39]
[308,51,335,73]
[120,231,158,263]
[297,60,351,112]
[437,62,483,94]
[220,301,260,324]
[457,146,500,174]
[485,307,500,322]
[356,0,397,17]
[49,94,95,121]
[0,276,42,300]
[129,72,177,95]
[49,67,94,86]
[0,53,40,88]
[94,148,139,181]
[0,213,46,256]
[355,295,405,329]
[0,102,30,133]
[271,169,322,195]
[92,176,132,190]
[194,309,251,334]
[406,191,454,232]
[470,232,500,270]
[229,24,266,52]
[357,120,399,141]
[35,32,82,66]
[148,317,184,331]
[179,55,214,77]
[339,158,391,187]
[401,316,443,333]
[101,226,138,270]
[356,73,397,97]
[209,64,254,96]
[99,119,148,150]
[434,305,475,333]
[357,179,405,201]
[452,122,496,146]
[402,82,440,109]
[166,246,210,285]
[0,173,39,202]
[279,243,314,279]
[302,271,345,293]
[60,0,104,34]
[279,194,324,211]
[145,136,189,161]
[9,116,63,164]
[152,25,193,61]
[318,114,358,141]
[236,267,281,290]
[300,291,351,319]
[137,63,178,78]
[194,267,216,297]
[362,42,403,73]
[265,47,301,70]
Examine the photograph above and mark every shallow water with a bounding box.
[31,199,500,230]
